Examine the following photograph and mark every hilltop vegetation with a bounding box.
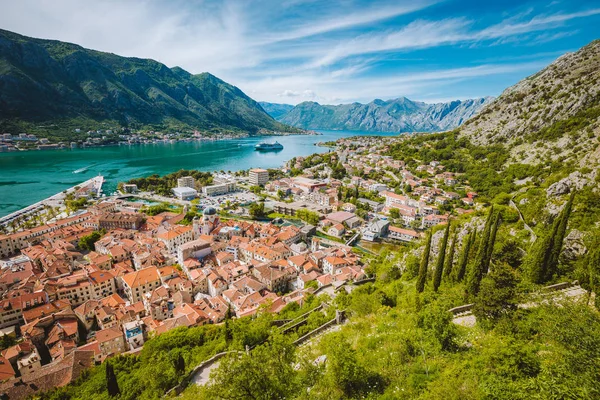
[0,29,298,137]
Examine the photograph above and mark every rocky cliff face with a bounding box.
[274,96,492,132]
[0,29,289,133]
[460,40,600,166]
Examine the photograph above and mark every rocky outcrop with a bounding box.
[460,40,600,165]
[547,171,595,197]
[562,229,587,261]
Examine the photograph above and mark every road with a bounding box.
[509,196,536,242]
[190,360,221,386]
[385,170,400,182]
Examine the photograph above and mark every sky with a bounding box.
[1,0,599,105]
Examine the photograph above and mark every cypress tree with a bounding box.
[525,193,574,284]
[175,353,185,374]
[546,191,575,281]
[433,222,451,292]
[106,362,120,397]
[444,230,458,279]
[466,206,494,297]
[455,229,475,282]
[525,221,558,284]
[224,304,233,343]
[588,246,600,310]
[483,213,502,274]
[416,231,432,293]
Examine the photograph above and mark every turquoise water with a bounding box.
[0,130,400,216]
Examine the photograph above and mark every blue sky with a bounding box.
[1,0,599,104]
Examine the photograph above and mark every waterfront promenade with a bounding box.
[0,175,104,229]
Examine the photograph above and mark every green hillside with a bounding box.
[33,39,600,400]
[0,29,296,136]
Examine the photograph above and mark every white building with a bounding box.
[202,182,236,196]
[123,320,145,350]
[157,226,194,254]
[177,176,195,189]
[249,168,269,186]
[172,187,198,200]
[387,226,420,242]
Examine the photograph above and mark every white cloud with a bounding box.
[257,0,440,44]
[0,1,596,104]
[307,8,600,67]
[278,90,301,97]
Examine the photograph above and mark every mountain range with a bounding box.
[258,102,295,119]
[261,97,493,132]
[0,29,293,134]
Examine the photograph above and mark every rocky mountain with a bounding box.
[0,29,292,134]
[274,96,493,132]
[461,40,600,165]
[259,102,294,119]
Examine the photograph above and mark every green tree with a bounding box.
[249,185,264,194]
[0,335,16,351]
[525,223,557,284]
[433,222,451,292]
[225,304,233,343]
[205,335,298,400]
[106,362,120,397]
[547,191,575,280]
[248,202,265,220]
[484,212,502,274]
[577,241,600,310]
[416,231,432,293]
[173,353,185,374]
[525,193,574,284]
[389,208,400,219]
[78,230,105,250]
[590,247,600,310]
[296,209,321,225]
[466,206,495,297]
[473,263,518,325]
[443,230,457,279]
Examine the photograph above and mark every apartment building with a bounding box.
[249,169,269,186]
[177,176,195,189]
[157,226,194,254]
[202,182,236,196]
[121,267,162,303]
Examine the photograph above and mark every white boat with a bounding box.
[255,141,283,151]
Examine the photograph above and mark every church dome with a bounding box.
[203,206,217,216]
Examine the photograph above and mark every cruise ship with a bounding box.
[255,141,283,151]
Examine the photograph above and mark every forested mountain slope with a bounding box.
[0,29,292,134]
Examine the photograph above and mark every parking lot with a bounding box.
[199,190,260,208]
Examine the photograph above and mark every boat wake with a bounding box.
[73,164,96,174]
